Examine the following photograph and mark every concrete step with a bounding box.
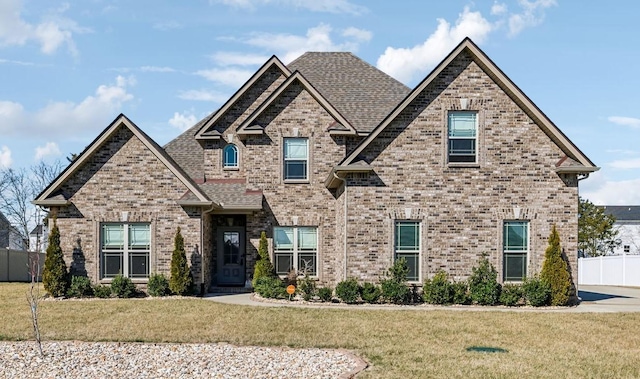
[209,286,252,294]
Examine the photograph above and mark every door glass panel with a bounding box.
[223,231,240,265]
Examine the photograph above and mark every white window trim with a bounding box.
[447,110,478,166]
[100,222,150,280]
[393,220,421,283]
[273,226,318,277]
[502,220,529,283]
[283,137,309,183]
[223,144,239,170]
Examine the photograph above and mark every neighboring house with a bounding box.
[0,211,26,250]
[601,206,640,255]
[29,224,49,253]
[34,38,597,292]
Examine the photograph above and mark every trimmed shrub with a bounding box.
[360,282,381,304]
[523,277,551,307]
[42,221,69,297]
[298,273,316,301]
[254,276,286,299]
[252,231,276,288]
[335,278,360,304]
[318,287,333,302]
[380,258,410,304]
[67,276,93,298]
[111,274,136,298]
[500,283,523,306]
[424,271,452,305]
[148,273,170,297]
[451,281,470,305]
[169,227,193,296]
[468,254,502,305]
[93,284,111,298]
[540,225,574,306]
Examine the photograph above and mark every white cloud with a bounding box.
[610,158,640,170]
[491,2,508,15]
[34,142,61,161]
[0,76,134,138]
[169,111,198,131]
[0,0,89,56]
[214,0,366,15]
[580,171,640,205]
[376,7,493,84]
[507,0,557,37]
[178,90,228,103]
[0,146,12,168]
[210,52,269,66]
[195,68,255,88]
[140,66,176,73]
[342,27,372,42]
[608,116,640,129]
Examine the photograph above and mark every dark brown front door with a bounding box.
[216,227,246,285]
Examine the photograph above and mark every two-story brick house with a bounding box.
[34,38,597,292]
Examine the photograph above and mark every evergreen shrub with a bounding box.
[42,221,69,297]
[148,273,170,297]
[169,227,193,296]
[252,231,276,288]
[67,276,93,298]
[335,278,360,304]
[93,284,112,298]
[451,281,470,305]
[523,277,551,307]
[111,274,136,298]
[360,282,381,303]
[317,287,333,302]
[423,270,452,304]
[298,273,316,301]
[468,254,502,305]
[499,283,523,306]
[540,225,574,306]
[380,258,410,304]
[254,276,286,299]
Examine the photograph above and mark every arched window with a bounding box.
[223,144,238,168]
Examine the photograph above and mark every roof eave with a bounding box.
[176,200,219,207]
[555,166,600,174]
[31,199,71,207]
[325,164,374,188]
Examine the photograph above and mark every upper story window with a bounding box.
[101,223,150,279]
[448,111,477,163]
[223,144,239,169]
[394,220,420,282]
[503,221,529,282]
[283,138,308,181]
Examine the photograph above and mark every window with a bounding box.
[273,226,317,275]
[503,221,528,281]
[624,245,630,254]
[223,144,238,168]
[394,221,420,282]
[101,223,150,279]
[448,111,477,163]
[283,138,308,181]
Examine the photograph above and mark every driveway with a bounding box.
[575,285,640,313]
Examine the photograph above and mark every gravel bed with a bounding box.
[0,341,363,379]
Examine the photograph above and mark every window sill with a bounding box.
[223,167,240,171]
[447,163,480,168]
[100,278,149,284]
[283,179,310,184]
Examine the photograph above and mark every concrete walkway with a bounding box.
[204,285,640,313]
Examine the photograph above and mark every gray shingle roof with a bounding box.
[601,206,640,222]
[287,52,410,133]
[180,179,263,210]
[163,115,212,181]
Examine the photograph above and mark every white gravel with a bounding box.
[0,341,363,379]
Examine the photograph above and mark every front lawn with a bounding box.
[1,283,639,378]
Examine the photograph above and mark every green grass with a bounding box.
[2,283,640,378]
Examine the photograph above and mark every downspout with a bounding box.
[200,203,217,296]
[333,172,348,281]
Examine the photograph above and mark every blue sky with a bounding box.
[1,0,638,205]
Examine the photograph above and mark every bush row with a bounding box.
[62,272,183,299]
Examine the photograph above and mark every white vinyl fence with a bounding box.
[578,255,640,286]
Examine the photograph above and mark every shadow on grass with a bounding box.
[466,346,508,353]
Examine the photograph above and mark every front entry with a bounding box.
[216,227,246,285]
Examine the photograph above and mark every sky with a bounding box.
[0,0,639,205]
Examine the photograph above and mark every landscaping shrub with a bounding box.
[67,276,93,298]
[42,221,69,297]
[111,274,136,298]
[468,254,501,305]
[380,258,410,304]
[252,231,276,288]
[360,282,381,303]
[500,283,523,306]
[540,225,574,306]
[423,271,452,305]
[451,281,470,305]
[317,287,333,302]
[254,276,286,299]
[335,278,360,304]
[93,284,112,298]
[169,227,193,296]
[148,273,170,297]
[523,276,551,307]
[298,273,316,301]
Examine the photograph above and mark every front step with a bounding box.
[209,286,252,294]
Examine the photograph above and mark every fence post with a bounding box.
[622,252,626,286]
[599,255,604,285]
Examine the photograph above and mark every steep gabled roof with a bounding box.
[34,114,212,206]
[194,56,291,139]
[288,52,410,133]
[340,38,599,173]
[236,71,357,136]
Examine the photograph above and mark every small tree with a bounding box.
[578,197,619,256]
[252,231,275,288]
[26,251,43,356]
[42,220,69,297]
[169,227,193,295]
[540,225,573,306]
[468,253,501,305]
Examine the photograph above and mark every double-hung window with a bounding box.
[394,221,420,282]
[273,226,317,275]
[101,223,150,279]
[503,221,528,281]
[448,111,477,163]
[223,144,239,169]
[283,138,308,181]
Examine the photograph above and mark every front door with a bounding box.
[216,227,246,285]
